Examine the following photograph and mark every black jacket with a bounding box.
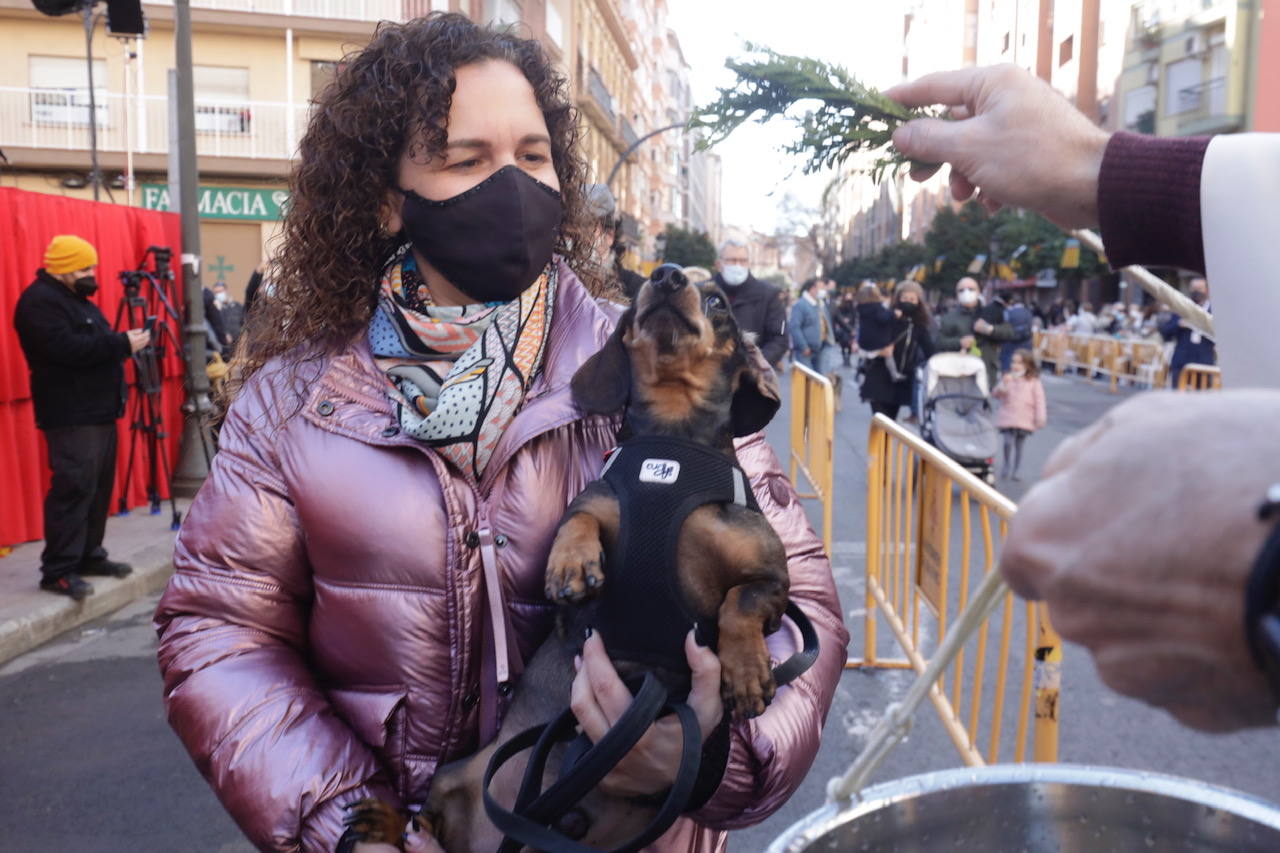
[714,273,788,366]
[13,271,130,429]
[859,317,934,407]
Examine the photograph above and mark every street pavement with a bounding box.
[1,366,1277,852]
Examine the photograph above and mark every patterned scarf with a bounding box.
[368,249,556,480]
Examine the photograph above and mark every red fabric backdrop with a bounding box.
[1,188,186,548]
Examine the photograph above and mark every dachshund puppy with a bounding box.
[345,266,787,851]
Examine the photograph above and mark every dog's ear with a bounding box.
[572,307,633,414]
[731,337,781,437]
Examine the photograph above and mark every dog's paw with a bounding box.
[545,534,605,604]
[342,798,405,846]
[719,640,776,719]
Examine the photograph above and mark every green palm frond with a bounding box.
[690,44,933,181]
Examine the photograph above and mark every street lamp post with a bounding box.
[81,2,102,201]
[604,121,686,187]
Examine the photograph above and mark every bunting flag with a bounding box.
[1011,244,1028,259]
[912,264,927,283]
[1061,238,1081,269]
[967,253,987,274]
[996,262,1017,280]
[934,255,946,272]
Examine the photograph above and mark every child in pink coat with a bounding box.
[992,349,1047,480]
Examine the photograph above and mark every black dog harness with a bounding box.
[483,436,820,852]
[596,436,759,670]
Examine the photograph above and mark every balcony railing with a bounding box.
[587,67,615,124]
[145,0,407,21]
[621,117,639,148]
[1177,75,1225,113]
[1,87,310,160]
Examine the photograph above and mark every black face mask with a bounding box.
[398,165,562,303]
[73,276,99,298]
[896,300,919,316]
[1190,291,1207,305]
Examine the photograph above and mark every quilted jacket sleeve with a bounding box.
[687,432,849,828]
[153,369,399,852]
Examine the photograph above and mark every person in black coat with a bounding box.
[860,280,935,421]
[1160,277,1216,387]
[12,235,151,600]
[712,239,788,367]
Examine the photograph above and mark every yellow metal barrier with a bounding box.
[847,414,1062,765]
[788,363,834,554]
[1177,363,1222,391]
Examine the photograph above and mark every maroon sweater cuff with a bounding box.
[1097,131,1211,274]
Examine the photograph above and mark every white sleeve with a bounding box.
[1200,133,1280,389]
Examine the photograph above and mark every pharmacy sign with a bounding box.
[140,184,288,221]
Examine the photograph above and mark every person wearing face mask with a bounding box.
[859,280,935,421]
[712,238,789,368]
[936,276,1015,387]
[153,15,846,853]
[1160,277,1216,388]
[12,234,151,600]
[212,283,244,343]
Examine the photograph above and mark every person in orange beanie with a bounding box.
[12,235,152,600]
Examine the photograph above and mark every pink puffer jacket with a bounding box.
[993,374,1047,432]
[154,260,849,852]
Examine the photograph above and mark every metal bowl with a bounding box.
[768,764,1280,852]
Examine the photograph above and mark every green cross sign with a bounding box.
[209,256,235,285]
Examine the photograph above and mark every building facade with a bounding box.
[825,0,1271,278]
[1115,0,1260,138]
[0,0,714,292]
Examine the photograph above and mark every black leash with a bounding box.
[482,601,820,852]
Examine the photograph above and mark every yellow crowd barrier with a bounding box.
[1177,363,1222,391]
[847,415,1062,765]
[1035,329,1168,390]
[788,363,834,554]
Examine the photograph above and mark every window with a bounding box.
[546,1,564,48]
[1059,35,1073,66]
[311,60,340,98]
[29,55,108,127]
[486,0,520,25]
[1002,32,1010,54]
[1165,57,1202,116]
[194,66,251,134]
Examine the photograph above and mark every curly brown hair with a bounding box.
[222,13,604,418]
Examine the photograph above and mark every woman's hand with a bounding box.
[973,318,994,336]
[571,630,723,797]
[351,817,444,853]
[877,345,894,359]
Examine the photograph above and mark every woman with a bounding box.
[153,15,846,853]
[860,280,934,421]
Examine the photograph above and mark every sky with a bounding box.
[666,0,903,236]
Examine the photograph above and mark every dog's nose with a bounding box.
[650,263,688,294]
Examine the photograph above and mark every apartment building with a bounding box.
[0,0,718,293]
[1115,0,1267,138]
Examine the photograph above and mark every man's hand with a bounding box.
[571,630,723,797]
[959,334,976,350]
[126,329,152,353]
[886,65,1111,229]
[973,318,994,336]
[999,390,1280,732]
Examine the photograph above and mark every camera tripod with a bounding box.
[113,246,188,530]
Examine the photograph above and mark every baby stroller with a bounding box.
[919,352,1000,484]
